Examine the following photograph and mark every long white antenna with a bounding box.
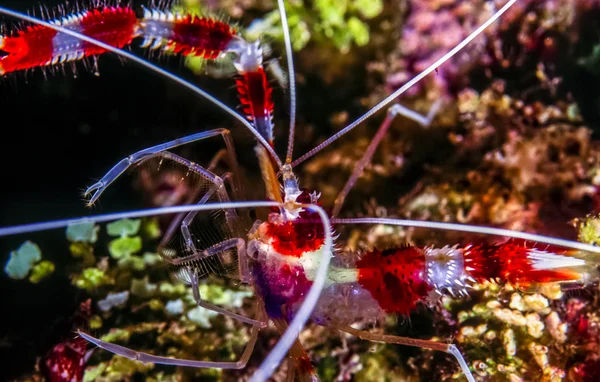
[0,202,277,236]
[0,6,283,170]
[332,217,600,255]
[276,0,297,163]
[291,0,518,168]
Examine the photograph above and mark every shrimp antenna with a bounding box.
[332,217,600,255]
[0,203,273,236]
[276,0,297,163]
[0,6,283,170]
[290,0,518,168]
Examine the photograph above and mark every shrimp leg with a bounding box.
[272,318,316,381]
[84,128,239,205]
[147,152,238,238]
[332,101,442,217]
[335,324,475,382]
[135,152,258,325]
[78,301,266,368]
[187,267,267,327]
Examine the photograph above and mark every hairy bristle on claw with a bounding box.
[235,68,275,143]
[140,8,236,58]
[463,239,588,289]
[0,6,137,74]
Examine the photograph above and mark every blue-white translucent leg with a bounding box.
[77,301,265,368]
[332,100,442,217]
[336,324,476,382]
[84,128,238,206]
[157,170,226,251]
[178,176,232,252]
[207,149,244,202]
[164,238,250,284]
[138,154,257,324]
[138,152,238,239]
[188,268,266,327]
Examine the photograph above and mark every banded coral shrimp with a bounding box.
[0,0,599,380]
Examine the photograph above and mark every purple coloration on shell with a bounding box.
[251,257,312,318]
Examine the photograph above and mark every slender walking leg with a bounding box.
[85,128,240,205]
[142,152,237,239]
[134,153,258,325]
[335,323,475,382]
[188,268,266,327]
[272,318,316,381]
[332,101,442,217]
[77,302,266,368]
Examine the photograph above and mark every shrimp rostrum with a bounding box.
[1,0,599,381]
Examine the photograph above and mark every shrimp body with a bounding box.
[249,189,598,327]
[247,189,421,325]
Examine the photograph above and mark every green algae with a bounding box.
[106,219,141,237]
[5,241,42,280]
[67,222,99,243]
[5,240,54,283]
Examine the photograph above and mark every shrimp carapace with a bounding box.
[248,188,331,318]
[356,246,432,314]
[263,189,326,258]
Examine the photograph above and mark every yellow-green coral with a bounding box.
[452,283,575,380]
[573,214,600,245]
[60,216,258,380]
[28,260,55,283]
[74,268,112,291]
[265,0,382,52]
[108,236,142,259]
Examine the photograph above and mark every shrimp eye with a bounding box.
[302,228,316,240]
